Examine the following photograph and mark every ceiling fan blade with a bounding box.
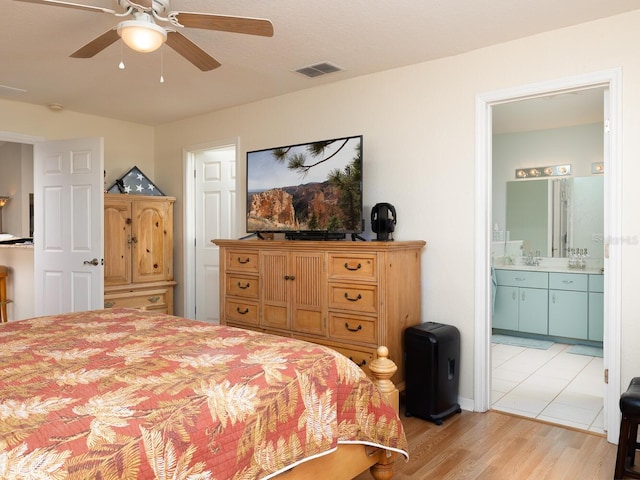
[70,29,120,58]
[172,12,274,37]
[14,0,117,14]
[166,31,221,71]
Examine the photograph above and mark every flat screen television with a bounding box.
[246,135,363,240]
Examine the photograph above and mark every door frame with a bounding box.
[182,137,240,320]
[474,68,622,443]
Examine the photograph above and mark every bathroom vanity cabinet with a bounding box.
[493,268,603,343]
[493,270,549,334]
[548,273,588,339]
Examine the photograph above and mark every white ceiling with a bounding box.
[492,87,606,134]
[1,0,637,126]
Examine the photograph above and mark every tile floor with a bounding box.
[491,341,604,433]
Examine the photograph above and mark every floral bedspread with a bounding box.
[0,308,407,479]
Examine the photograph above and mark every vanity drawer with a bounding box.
[589,274,604,292]
[327,253,377,281]
[225,298,259,325]
[226,274,259,298]
[328,283,377,313]
[329,312,377,345]
[495,270,548,289]
[549,272,588,291]
[225,250,259,273]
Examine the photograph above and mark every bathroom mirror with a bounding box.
[505,176,604,259]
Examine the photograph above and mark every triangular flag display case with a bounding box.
[107,166,164,196]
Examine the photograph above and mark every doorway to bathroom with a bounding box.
[474,69,622,444]
[490,88,606,431]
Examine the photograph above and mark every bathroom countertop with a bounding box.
[494,264,603,275]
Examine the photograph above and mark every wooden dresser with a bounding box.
[213,239,425,388]
[104,194,176,314]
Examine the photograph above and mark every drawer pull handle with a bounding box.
[562,280,574,284]
[284,275,296,281]
[345,322,363,332]
[237,282,251,290]
[344,262,362,271]
[104,301,115,308]
[237,257,251,264]
[515,277,525,281]
[148,296,160,303]
[344,292,362,302]
[349,356,367,367]
[236,306,250,315]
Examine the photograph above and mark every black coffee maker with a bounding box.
[371,203,396,241]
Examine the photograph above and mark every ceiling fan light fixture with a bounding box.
[117,19,167,53]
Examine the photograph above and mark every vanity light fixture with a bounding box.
[592,162,604,174]
[515,164,572,179]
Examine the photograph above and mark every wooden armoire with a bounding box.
[104,194,176,314]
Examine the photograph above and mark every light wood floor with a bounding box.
[354,404,618,480]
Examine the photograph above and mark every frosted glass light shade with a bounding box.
[118,20,167,53]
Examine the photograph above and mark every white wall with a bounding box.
[492,122,604,239]
[154,9,640,403]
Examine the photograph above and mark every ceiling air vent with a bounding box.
[294,62,344,78]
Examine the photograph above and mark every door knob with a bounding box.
[83,258,100,266]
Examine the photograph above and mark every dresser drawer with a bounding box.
[329,312,377,344]
[330,344,375,378]
[549,272,588,291]
[226,274,259,298]
[328,253,377,281]
[225,250,259,273]
[225,298,259,325]
[495,269,548,288]
[328,283,377,314]
[104,287,171,310]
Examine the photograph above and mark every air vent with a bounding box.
[0,84,27,97]
[294,61,344,78]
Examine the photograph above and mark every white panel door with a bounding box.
[34,137,104,316]
[194,145,236,323]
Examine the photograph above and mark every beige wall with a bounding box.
[155,10,640,402]
[0,99,155,188]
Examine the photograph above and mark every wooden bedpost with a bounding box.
[370,346,399,412]
[368,346,400,480]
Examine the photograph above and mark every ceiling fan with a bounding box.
[14,0,274,71]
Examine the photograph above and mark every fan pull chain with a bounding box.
[160,48,165,83]
[119,40,125,70]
